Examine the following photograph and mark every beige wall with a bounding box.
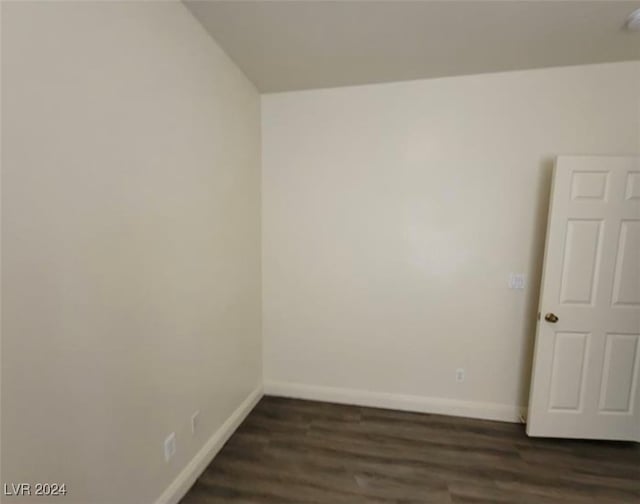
[1,2,261,503]
[262,62,640,419]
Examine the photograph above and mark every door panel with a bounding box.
[559,220,602,305]
[527,156,640,441]
[570,171,609,200]
[598,334,639,413]
[625,172,640,200]
[611,220,640,306]
[548,332,589,411]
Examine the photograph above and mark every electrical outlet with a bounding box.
[456,368,465,382]
[164,432,176,462]
[191,411,200,435]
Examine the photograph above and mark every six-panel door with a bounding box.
[527,157,640,441]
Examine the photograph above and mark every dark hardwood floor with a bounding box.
[180,396,640,503]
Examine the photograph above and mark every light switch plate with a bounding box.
[164,432,176,462]
[191,410,200,435]
[509,273,526,289]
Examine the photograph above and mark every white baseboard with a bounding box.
[155,384,263,504]
[264,380,526,423]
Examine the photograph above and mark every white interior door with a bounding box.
[527,156,640,441]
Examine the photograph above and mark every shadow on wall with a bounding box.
[517,158,555,408]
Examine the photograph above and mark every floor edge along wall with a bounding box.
[155,385,264,504]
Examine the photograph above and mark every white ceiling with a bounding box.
[185,1,640,93]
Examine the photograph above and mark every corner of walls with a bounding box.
[183,0,261,98]
[154,384,263,504]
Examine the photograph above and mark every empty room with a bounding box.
[1,1,639,503]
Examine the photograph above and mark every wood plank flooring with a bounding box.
[180,396,640,503]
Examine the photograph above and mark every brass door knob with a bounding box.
[544,313,559,323]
